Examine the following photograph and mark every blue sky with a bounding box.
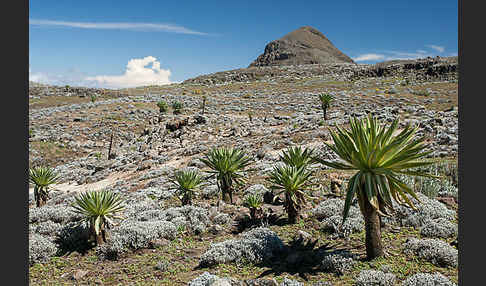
[29,0,458,88]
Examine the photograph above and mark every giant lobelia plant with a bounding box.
[314,114,437,259]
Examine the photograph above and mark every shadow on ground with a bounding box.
[255,236,355,281]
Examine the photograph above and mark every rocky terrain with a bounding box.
[184,56,457,85]
[249,26,354,67]
[29,56,458,285]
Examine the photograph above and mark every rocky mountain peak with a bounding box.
[249,26,355,67]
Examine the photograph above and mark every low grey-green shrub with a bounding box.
[30,220,63,237]
[201,185,219,199]
[311,282,333,286]
[212,213,231,225]
[244,184,269,197]
[403,238,457,268]
[123,196,160,218]
[281,278,304,286]
[188,272,220,286]
[154,259,170,272]
[29,233,58,266]
[29,205,82,224]
[113,220,177,249]
[420,218,457,238]
[199,227,285,267]
[393,193,455,229]
[311,198,361,220]
[320,250,356,275]
[401,272,456,286]
[138,187,175,200]
[321,215,364,238]
[312,198,363,237]
[157,205,211,234]
[97,220,176,260]
[355,270,396,286]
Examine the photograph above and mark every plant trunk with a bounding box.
[323,106,327,120]
[35,188,47,207]
[36,196,47,207]
[363,198,385,260]
[95,232,104,245]
[91,223,106,245]
[288,208,298,224]
[222,189,232,204]
[181,194,192,206]
[285,194,299,224]
[107,132,114,160]
[221,179,233,204]
[250,208,256,221]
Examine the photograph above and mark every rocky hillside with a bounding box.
[183,56,457,86]
[29,61,458,285]
[249,26,355,67]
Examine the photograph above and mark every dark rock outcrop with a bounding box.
[249,26,354,67]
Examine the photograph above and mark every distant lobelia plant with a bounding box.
[248,111,254,122]
[318,93,334,120]
[157,100,168,113]
[279,146,316,170]
[29,166,59,207]
[267,165,313,224]
[71,190,125,245]
[90,95,97,103]
[201,95,207,114]
[313,114,437,260]
[243,193,263,221]
[170,170,204,206]
[200,147,253,204]
[172,101,183,114]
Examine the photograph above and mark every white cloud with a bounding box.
[352,46,450,63]
[426,45,445,53]
[29,19,210,35]
[29,67,96,87]
[353,53,386,62]
[29,71,50,83]
[85,56,172,88]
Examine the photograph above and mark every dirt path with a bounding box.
[28,170,135,194]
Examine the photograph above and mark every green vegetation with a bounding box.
[279,146,315,170]
[201,95,207,114]
[414,90,431,97]
[72,190,125,245]
[248,111,253,122]
[243,193,263,221]
[267,165,312,224]
[29,166,59,207]
[172,101,183,114]
[157,100,168,113]
[200,147,253,204]
[314,115,437,260]
[318,93,334,120]
[90,95,97,103]
[171,170,204,205]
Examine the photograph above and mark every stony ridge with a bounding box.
[183,56,457,86]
